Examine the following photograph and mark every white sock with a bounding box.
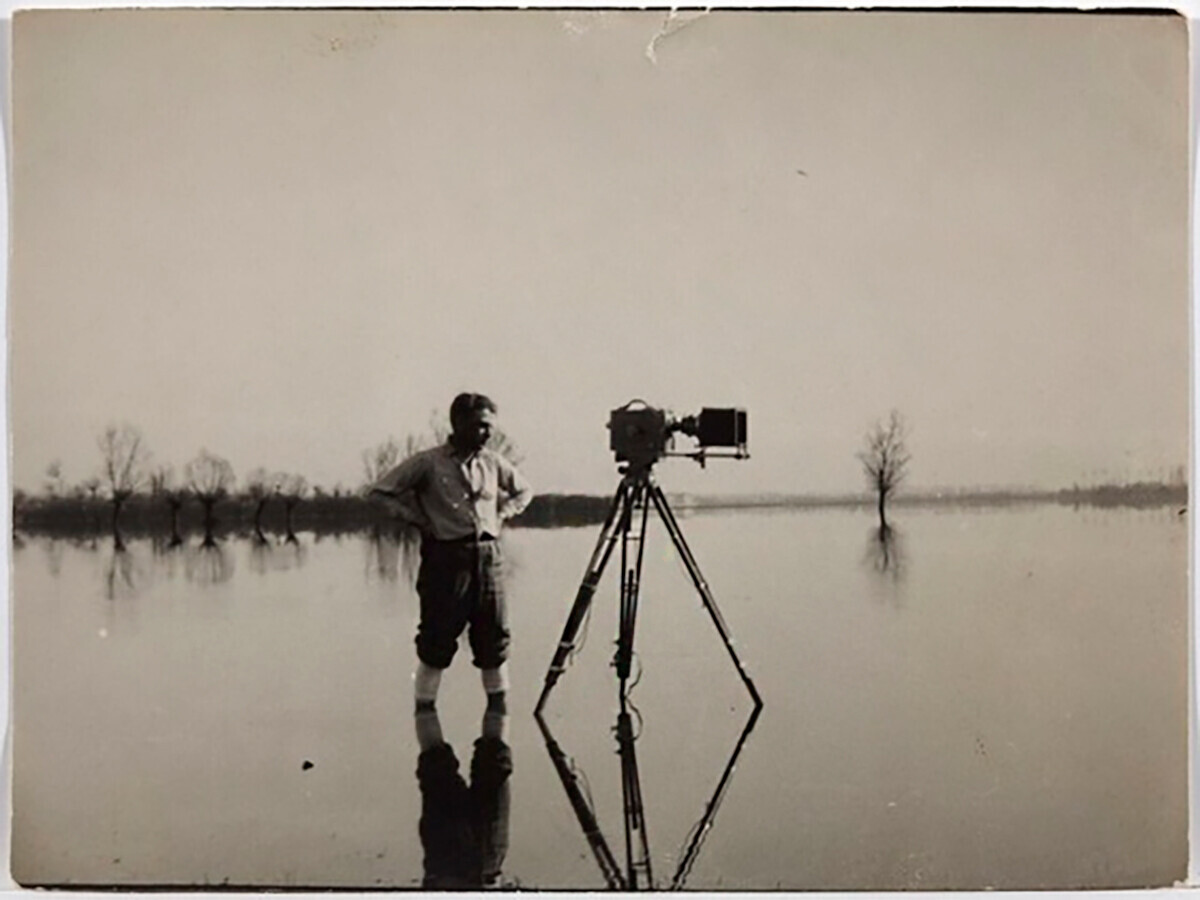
[414,662,442,703]
[481,663,509,695]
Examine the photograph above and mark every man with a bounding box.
[370,393,533,713]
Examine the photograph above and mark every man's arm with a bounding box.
[496,457,534,522]
[368,453,433,532]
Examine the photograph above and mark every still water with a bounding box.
[11,505,1188,890]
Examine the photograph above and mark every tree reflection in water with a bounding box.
[103,541,144,601]
[415,708,512,889]
[248,535,309,576]
[184,539,235,586]
[863,523,906,585]
[364,525,421,584]
[42,537,65,578]
[150,534,186,583]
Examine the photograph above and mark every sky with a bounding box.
[8,9,1190,498]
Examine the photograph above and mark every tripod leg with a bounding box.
[669,702,763,888]
[535,480,631,714]
[648,484,764,709]
[533,712,626,889]
[615,479,651,686]
[617,690,653,889]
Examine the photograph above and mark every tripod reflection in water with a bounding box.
[535,693,762,890]
[415,709,512,889]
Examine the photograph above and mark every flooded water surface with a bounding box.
[11,505,1188,889]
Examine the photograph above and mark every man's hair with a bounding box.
[449,392,497,426]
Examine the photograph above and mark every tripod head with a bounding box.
[608,400,749,469]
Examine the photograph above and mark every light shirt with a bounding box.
[372,443,534,540]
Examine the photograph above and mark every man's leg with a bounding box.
[481,663,509,713]
[471,707,512,888]
[469,542,511,713]
[415,542,472,710]
[414,662,442,712]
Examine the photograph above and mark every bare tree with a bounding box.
[148,467,170,497]
[278,473,309,542]
[150,466,187,547]
[243,467,278,542]
[79,475,103,532]
[362,438,403,487]
[81,477,102,501]
[184,450,235,545]
[857,410,910,531]
[428,409,450,447]
[43,460,65,498]
[98,424,151,545]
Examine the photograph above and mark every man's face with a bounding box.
[453,408,495,453]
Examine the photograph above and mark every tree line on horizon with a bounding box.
[10,408,930,538]
[14,418,610,545]
[21,410,899,529]
[17,410,1183,550]
[28,424,328,548]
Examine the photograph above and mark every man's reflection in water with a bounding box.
[415,708,511,889]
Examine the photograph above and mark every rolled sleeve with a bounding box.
[496,458,533,520]
[370,452,433,529]
[372,452,428,497]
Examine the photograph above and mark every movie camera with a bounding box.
[608,400,748,467]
